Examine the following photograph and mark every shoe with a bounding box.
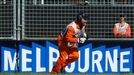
[50,66,58,74]
[50,70,58,74]
[60,68,66,74]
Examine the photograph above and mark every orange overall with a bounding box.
[113,23,131,38]
[51,22,80,74]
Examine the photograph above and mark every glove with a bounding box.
[78,37,86,44]
[83,33,87,38]
[78,33,87,44]
[73,33,79,38]
[79,33,87,38]
[68,42,75,47]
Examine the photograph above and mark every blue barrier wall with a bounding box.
[0,40,133,74]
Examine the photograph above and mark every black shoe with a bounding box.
[60,68,66,74]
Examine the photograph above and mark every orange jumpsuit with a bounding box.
[51,22,80,74]
[113,23,131,38]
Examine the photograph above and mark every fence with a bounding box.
[0,0,16,39]
[0,0,134,40]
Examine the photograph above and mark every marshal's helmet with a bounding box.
[76,12,88,21]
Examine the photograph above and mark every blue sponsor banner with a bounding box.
[120,48,133,73]
[105,46,120,73]
[77,43,92,73]
[32,43,48,73]
[19,45,32,72]
[46,41,59,73]
[91,46,105,73]
[1,47,16,72]
[0,40,133,73]
[65,43,92,73]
